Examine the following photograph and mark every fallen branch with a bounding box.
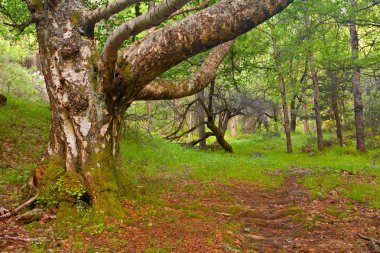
[0,194,38,220]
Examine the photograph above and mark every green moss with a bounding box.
[31,0,44,10]
[36,156,65,207]
[57,170,87,203]
[69,11,82,25]
[117,59,134,84]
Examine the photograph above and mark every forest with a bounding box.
[0,0,379,252]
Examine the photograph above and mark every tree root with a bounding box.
[358,234,380,245]
[358,234,380,253]
[0,194,39,220]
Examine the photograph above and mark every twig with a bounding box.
[214,212,232,217]
[0,194,38,220]
[2,235,46,242]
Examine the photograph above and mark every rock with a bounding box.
[16,209,44,224]
[0,94,7,107]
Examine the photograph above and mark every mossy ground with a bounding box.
[1,97,379,251]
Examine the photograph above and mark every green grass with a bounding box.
[0,97,379,209]
[0,97,50,186]
[120,130,282,189]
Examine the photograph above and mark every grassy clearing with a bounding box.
[0,97,379,209]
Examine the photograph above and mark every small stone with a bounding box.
[16,209,44,224]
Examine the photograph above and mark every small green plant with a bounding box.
[56,172,87,201]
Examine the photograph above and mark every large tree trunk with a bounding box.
[33,3,129,215]
[349,0,366,152]
[309,54,324,151]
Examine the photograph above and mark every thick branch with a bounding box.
[102,0,190,63]
[121,0,293,88]
[136,40,234,100]
[86,0,141,25]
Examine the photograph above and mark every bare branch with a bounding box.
[136,40,234,101]
[4,19,34,32]
[102,0,190,64]
[86,0,142,25]
[355,1,380,12]
[170,0,209,18]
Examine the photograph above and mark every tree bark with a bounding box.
[270,24,292,153]
[230,117,237,137]
[309,54,324,151]
[303,103,310,134]
[329,70,343,147]
[349,0,366,152]
[290,95,297,132]
[188,111,193,143]
[197,90,207,149]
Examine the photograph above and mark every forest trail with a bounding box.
[220,169,380,252]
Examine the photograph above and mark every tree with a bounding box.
[0,0,293,212]
[349,0,366,152]
[269,23,293,153]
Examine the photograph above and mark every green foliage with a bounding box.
[0,39,45,100]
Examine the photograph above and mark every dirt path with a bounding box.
[220,171,380,252]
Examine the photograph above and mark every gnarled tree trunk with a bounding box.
[23,0,292,212]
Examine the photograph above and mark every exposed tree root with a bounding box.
[358,233,380,244]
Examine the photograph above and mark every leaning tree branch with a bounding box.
[102,0,190,64]
[135,40,234,101]
[120,0,293,91]
[86,0,142,25]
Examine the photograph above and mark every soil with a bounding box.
[0,170,379,252]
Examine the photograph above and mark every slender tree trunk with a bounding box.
[349,0,366,152]
[270,24,292,153]
[188,111,193,143]
[303,103,310,134]
[309,54,324,150]
[230,117,237,137]
[290,95,297,132]
[197,90,206,149]
[147,101,153,132]
[329,71,343,147]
